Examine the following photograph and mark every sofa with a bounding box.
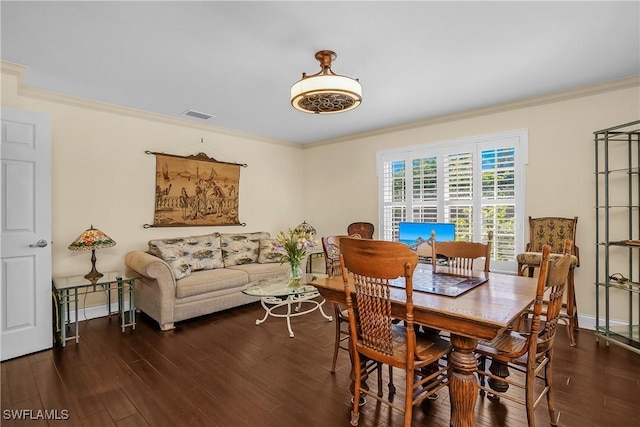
[125,231,292,331]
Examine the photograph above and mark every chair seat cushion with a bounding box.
[516,252,578,268]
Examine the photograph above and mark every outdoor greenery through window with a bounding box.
[377,130,527,273]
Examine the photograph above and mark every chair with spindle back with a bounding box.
[476,240,573,427]
[340,238,451,427]
[431,230,494,272]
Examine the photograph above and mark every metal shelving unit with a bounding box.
[594,120,640,354]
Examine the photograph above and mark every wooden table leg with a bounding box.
[487,360,510,396]
[448,334,478,427]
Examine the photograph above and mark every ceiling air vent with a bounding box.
[182,109,214,120]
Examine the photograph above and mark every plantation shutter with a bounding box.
[480,147,516,264]
[444,151,474,242]
[381,158,407,241]
[411,156,438,224]
[377,130,526,273]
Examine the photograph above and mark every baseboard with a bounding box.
[576,314,629,331]
[67,303,621,333]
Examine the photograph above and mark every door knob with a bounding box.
[29,239,48,248]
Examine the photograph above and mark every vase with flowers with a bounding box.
[273,228,317,287]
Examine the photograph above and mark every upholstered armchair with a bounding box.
[517,217,579,271]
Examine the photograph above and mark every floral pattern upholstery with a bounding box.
[258,238,281,264]
[324,243,342,276]
[518,216,579,268]
[528,217,577,254]
[148,233,223,280]
[148,231,275,278]
[220,232,270,267]
[516,252,579,267]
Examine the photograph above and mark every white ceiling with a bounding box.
[2,1,639,145]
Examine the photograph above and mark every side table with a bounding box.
[306,245,325,273]
[52,272,136,346]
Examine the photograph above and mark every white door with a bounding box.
[1,107,52,361]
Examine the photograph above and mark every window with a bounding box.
[377,129,527,273]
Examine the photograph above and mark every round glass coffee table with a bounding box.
[242,273,332,337]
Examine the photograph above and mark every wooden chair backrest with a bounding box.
[431,231,494,272]
[322,235,348,277]
[340,238,418,363]
[507,240,571,360]
[347,222,374,239]
[534,239,572,353]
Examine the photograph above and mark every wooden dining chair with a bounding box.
[431,230,494,272]
[322,235,396,395]
[322,235,351,373]
[347,222,374,239]
[339,238,451,427]
[516,216,580,346]
[475,240,572,427]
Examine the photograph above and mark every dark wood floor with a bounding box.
[2,301,639,427]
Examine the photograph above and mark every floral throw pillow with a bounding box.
[258,239,282,264]
[148,238,192,280]
[182,234,224,271]
[148,233,223,279]
[221,232,269,266]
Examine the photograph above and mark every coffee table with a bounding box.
[242,274,332,337]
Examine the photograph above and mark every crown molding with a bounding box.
[3,60,637,149]
[1,61,26,80]
[1,60,298,149]
[306,75,640,148]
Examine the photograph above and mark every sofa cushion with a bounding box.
[258,238,282,264]
[148,233,223,280]
[175,268,249,299]
[221,232,270,267]
[227,262,290,282]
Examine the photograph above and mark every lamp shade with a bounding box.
[294,221,316,236]
[68,225,116,251]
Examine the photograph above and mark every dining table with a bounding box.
[309,264,538,427]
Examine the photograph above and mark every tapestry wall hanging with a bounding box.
[146,151,246,227]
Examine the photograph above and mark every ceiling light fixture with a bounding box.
[290,50,362,114]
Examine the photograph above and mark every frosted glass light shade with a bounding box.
[290,50,362,114]
[291,74,362,114]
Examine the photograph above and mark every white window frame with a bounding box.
[376,129,528,273]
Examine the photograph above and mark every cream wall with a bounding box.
[303,79,640,327]
[3,61,639,325]
[2,63,305,308]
